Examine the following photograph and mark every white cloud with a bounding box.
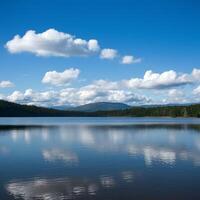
[124,70,192,89]
[5,82,150,107]
[42,68,80,86]
[168,89,184,97]
[100,48,117,59]
[121,55,141,64]
[24,89,57,104]
[0,81,14,88]
[0,94,5,99]
[162,89,187,104]
[192,68,200,80]
[4,68,200,106]
[193,85,200,95]
[5,29,100,57]
[6,28,143,64]
[7,89,58,106]
[7,91,24,102]
[59,81,150,106]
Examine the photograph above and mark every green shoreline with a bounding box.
[1,100,200,118]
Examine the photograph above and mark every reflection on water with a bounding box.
[121,171,134,183]
[1,118,200,199]
[42,148,78,164]
[6,172,134,200]
[7,177,98,200]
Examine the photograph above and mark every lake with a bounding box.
[0,117,200,200]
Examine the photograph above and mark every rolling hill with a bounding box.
[0,100,88,117]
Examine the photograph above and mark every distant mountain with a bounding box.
[51,105,73,110]
[68,102,131,112]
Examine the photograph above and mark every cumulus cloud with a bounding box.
[5,81,150,107]
[124,70,192,89]
[5,29,100,57]
[6,28,142,63]
[162,89,188,104]
[7,91,24,102]
[167,88,185,99]
[4,68,200,106]
[59,83,150,106]
[192,68,200,80]
[0,81,14,88]
[7,89,58,106]
[24,89,57,104]
[42,68,80,86]
[193,85,200,95]
[121,55,141,64]
[0,94,5,99]
[100,48,117,59]
[168,89,184,97]
[57,79,150,106]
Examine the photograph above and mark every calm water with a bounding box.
[1,117,200,200]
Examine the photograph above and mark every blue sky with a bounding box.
[0,0,200,106]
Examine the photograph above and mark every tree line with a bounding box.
[1,100,200,117]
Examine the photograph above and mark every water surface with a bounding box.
[0,117,200,200]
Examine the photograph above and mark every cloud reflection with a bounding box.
[11,129,18,141]
[42,148,78,164]
[24,129,31,144]
[143,147,176,165]
[7,177,95,200]
[6,172,133,200]
[121,171,134,182]
[61,125,200,167]
[100,176,115,188]
[5,124,200,168]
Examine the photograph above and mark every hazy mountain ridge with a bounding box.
[52,102,195,111]
[66,102,131,112]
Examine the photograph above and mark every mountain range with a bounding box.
[53,102,130,112]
